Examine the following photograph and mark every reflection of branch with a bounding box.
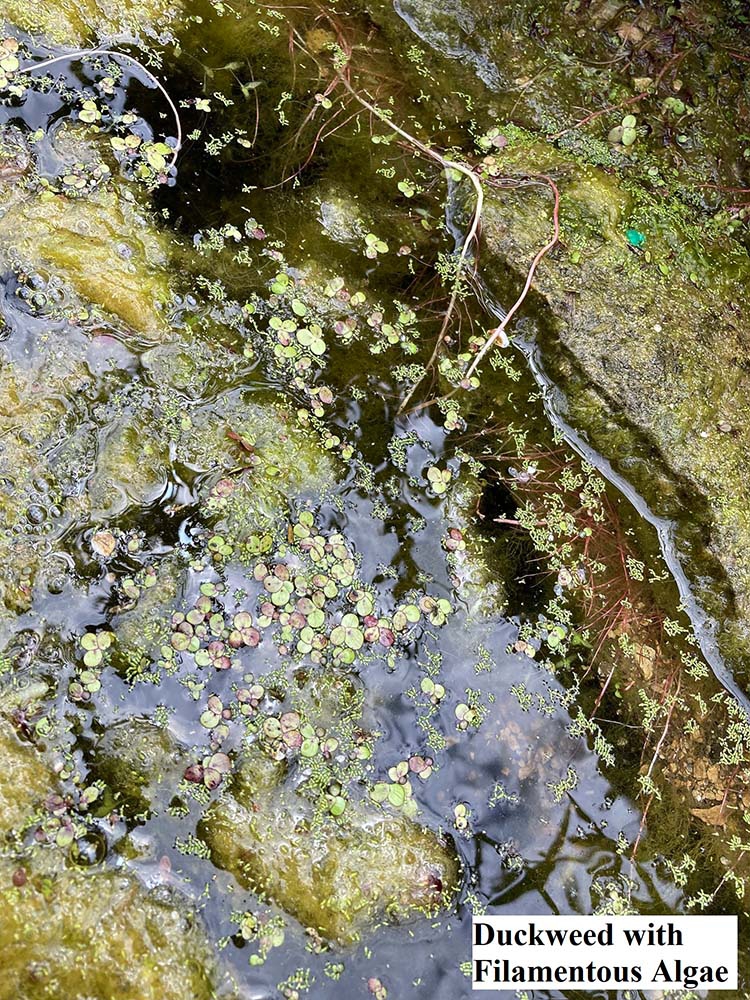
[465,174,560,381]
[23,48,182,170]
[333,73,484,415]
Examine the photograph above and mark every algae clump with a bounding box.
[0,126,171,337]
[201,753,460,946]
[90,717,185,817]
[0,863,218,1000]
[1,0,181,46]
[0,706,217,998]
[91,386,334,529]
[0,717,53,835]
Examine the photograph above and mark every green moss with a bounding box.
[201,752,460,946]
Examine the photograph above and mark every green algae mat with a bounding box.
[0,0,750,997]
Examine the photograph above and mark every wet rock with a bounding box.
[91,385,333,526]
[364,0,750,195]
[0,863,218,1000]
[201,752,460,945]
[479,140,750,656]
[190,393,335,542]
[89,415,170,517]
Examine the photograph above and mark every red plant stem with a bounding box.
[264,101,360,189]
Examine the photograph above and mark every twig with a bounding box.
[22,48,182,170]
[465,174,560,381]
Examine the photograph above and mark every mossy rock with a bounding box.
[3,185,171,336]
[0,862,218,1000]
[91,386,333,525]
[89,717,185,817]
[0,717,53,835]
[479,139,750,652]
[201,752,460,946]
[1,0,181,45]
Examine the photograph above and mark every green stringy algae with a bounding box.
[0,0,181,45]
[0,717,53,834]
[0,863,219,1000]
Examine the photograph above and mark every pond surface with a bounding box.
[0,2,746,998]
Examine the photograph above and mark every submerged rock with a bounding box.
[191,394,335,545]
[110,556,184,676]
[0,863,218,1000]
[89,414,170,517]
[201,753,460,946]
[443,474,507,618]
[0,688,220,997]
